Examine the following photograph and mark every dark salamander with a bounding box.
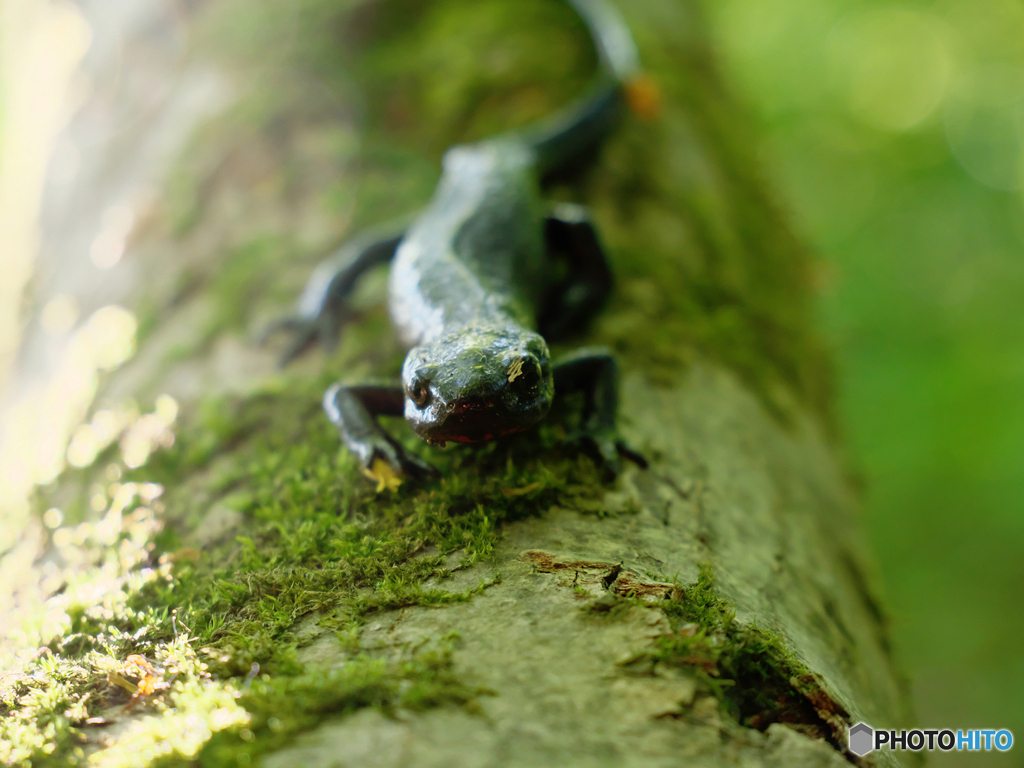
[271,0,656,483]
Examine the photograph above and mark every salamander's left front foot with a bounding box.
[568,427,648,479]
[260,312,344,367]
[553,348,648,479]
[263,228,407,367]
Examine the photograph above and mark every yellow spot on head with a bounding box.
[361,457,403,492]
[624,74,662,121]
[507,358,525,383]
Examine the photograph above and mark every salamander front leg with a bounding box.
[263,228,406,366]
[553,347,648,477]
[323,384,440,483]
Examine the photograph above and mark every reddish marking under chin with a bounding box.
[443,426,527,443]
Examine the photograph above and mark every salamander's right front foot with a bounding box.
[567,426,648,480]
[323,383,439,489]
[356,435,441,490]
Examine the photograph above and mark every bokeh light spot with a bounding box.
[89,203,135,269]
[83,305,137,371]
[67,407,130,468]
[944,64,1024,191]
[39,294,79,336]
[121,396,178,470]
[828,9,953,132]
[41,508,63,529]
[939,0,1024,68]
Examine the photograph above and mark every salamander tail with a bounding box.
[524,0,656,175]
[567,0,640,82]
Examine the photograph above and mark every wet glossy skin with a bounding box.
[401,326,554,444]
[390,140,555,444]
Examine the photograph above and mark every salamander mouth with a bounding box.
[411,394,550,444]
[428,424,530,445]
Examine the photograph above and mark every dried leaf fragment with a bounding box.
[502,481,540,497]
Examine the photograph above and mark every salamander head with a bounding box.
[401,328,553,444]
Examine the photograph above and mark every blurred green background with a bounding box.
[705,0,1024,763]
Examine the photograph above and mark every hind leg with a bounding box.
[538,202,613,341]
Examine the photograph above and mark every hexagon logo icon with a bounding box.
[848,722,874,756]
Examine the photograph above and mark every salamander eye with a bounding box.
[408,381,431,407]
[524,361,542,387]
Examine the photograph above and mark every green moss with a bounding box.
[630,565,845,747]
[0,495,249,767]
[196,637,487,767]
[11,324,618,764]
[574,564,845,748]
[134,363,612,679]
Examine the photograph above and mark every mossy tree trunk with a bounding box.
[3,0,911,766]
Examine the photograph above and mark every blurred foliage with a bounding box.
[705,0,1024,763]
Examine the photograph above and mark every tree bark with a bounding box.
[2,0,909,766]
